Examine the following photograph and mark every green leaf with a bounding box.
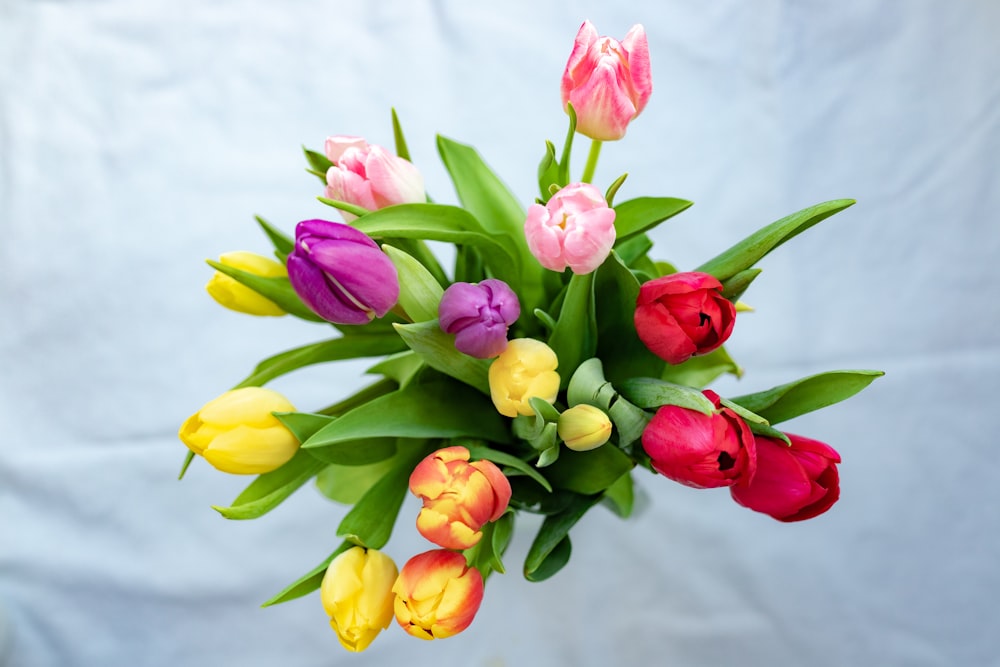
[390,108,412,162]
[336,441,432,548]
[261,540,354,607]
[205,259,324,322]
[721,268,762,301]
[316,454,401,505]
[524,493,600,581]
[316,378,397,417]
[696,199,856,282]
[718,398,791,445]
[547,271,596,390]
[234,334,409,388]
[660,346,742,388]
[463,442,553,493]
[382,244,444,322]
[729,370,884,425]
[543,445,635,495]
[273,412,335,443]
[366,351,424,388]
[178,450,195,480]
[467,512,515,578]
[303,146,333,184]
[393,321,491,394]
[254,215,294,258]
[212,449,326,520]
[557,104,577,188]
[537,140,560,201]
[317,197,370,219]
[604,173,628,207]
[298,436,398,466]
[613,197,693,242]
[302,378,510,451]
[602,471,634,518]
[617,377,715,414]
[607,396,652,448]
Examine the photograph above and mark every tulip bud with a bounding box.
[558,404,612,451]
[393,550,484,640]
[409,446,512,550]
[286,219,399,325]
[634,271,737,365]
[324,136,425,221]
[488,338,561,417]
[438,279,520,359]
[524,182,616,274]
[320,546,398,652]
[561,21,652,141]
[205,251,288,317]
[640,390,755,488]
[178,387,299,474]
[730,433,841,522]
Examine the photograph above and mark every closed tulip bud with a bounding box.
[409,446,512,551]
[393,550,484,641]
[205,251,287,316]
[438,279,521,359]
[641,390,756,488]
[634,271,737,365]
[178,387,299,474]
[488,338,561,417]
[730,433,841,522]
[320,546,398,652]
[558,404,612,451]
[561,21,652,141]
[524,182,616,275]
[324,136,425,221]
[286,219,399,325]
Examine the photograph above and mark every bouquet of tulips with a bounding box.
[179,20,883,652]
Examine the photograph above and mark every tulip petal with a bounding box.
[202,424,299,475]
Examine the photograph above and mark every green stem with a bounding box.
[581,139,603,184]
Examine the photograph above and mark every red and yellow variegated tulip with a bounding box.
[393,550,484,640]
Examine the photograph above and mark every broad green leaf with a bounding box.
[718,398,791,445]
[543,445,635,495]
[535,443,560,468]
[254,215,294,258]
[613,197,693,242]
[317,197,369,219]
[524,493,600,581]
[730,369,884,425]
[463,442,552,492]
[384,238,450,288]
[721,268,762,301]
[617,377,715,414]
[234,334,408,388]
[366,351,424,388]
[614,234,653,267]
[454,245,485,284]
[212,449,326,520]
[390,108,412,162]
[316,378,397,417]
[602,471,634,518]
[260,540,353,607]
[205,259,323,322]
[393,321,491,394]
[297,436,398,466]
[660,346,742,388]
[303,146,333,184]
[337,441,432,548]
[547,271,596,390]
[467,512,515,578]
[302,378,510,451]
[607,396,652,448]
[273,412,334,443]
[696,199,856,282]
[383,244,444,322]
[316,454,400,505]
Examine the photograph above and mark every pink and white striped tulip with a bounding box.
[524,182,616,274]
[324,136,425,221]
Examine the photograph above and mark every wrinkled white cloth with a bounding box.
[1,1,998,665]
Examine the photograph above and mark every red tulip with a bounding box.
[730,433,841,522]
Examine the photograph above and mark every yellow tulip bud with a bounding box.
[487,338,560,417]
[558,404,613,451]
[206,251,288,316]
[178,387,298,474]
[321,547,398,653]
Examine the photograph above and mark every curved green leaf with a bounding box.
[463,442,553,493]
[547,271,596,390]
[205,259,323,322]
[211,449,325,520]
[660,346,742,388]
[524,493,600,581]
[730,369,884,425]
[617,377,715,414]
[393,321,491,394]
[261,540,353,607]
[613,197,693,242]
[543,445,634,495]
[383,244,444,323]
[254,215,294,258]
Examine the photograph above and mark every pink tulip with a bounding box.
[561,21,652,141]
[524,182,616,274]
[730,433,841,522]
[324,136,425,221]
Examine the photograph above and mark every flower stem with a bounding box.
[581,139,603,184]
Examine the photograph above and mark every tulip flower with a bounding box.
[409,446,512,550]
[561,21,652,141]
[488,338,560,417]
[634,271,737,365]
[286,219,399,325]
[324,135,425,221]
[558,404,612,451]
[524,182,616,274]
[320,546,398,652]
[205,251,288,317]
[438,279,520,359]
[730,433,841,522]
[641,390,755,488]
[178,387,299,474]
[393,550,484,640]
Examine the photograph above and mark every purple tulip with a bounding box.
[287,219,399,325]
[438,279,520,359]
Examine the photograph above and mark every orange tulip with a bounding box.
[393,550,484,640]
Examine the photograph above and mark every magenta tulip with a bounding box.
[438,279,520,359]
[561,21,652,141]
[524,182,616,274]
[324,136,425,221]
[287,219,399,325]
[730,433,841,522]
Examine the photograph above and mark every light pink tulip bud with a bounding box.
[561,21,652,141]
[323,136,425,221]
[524,182,616,274]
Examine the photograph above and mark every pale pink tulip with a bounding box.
[523,182,616,274]
[323,136,425,221]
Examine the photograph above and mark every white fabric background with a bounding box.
[2,1,998,665]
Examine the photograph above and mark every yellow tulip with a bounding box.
[487,338,560,417]
[321,547,398,652]
[178,387,298,474]
[558,404,612,451]
[206,251,287,316]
